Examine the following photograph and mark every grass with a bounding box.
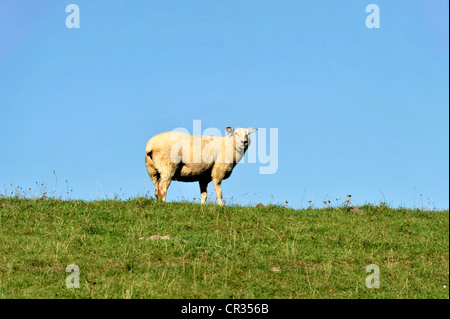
[0,197,448,299]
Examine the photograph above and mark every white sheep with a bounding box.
[145,127,257,206]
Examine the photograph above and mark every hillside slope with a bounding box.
[0,198,448,298]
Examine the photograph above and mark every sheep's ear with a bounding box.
[225,127,234,135]
[247,128,257,134]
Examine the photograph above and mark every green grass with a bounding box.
[0,197,448,299]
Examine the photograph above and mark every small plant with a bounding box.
[323,199,332,209]
[345,194,352,207]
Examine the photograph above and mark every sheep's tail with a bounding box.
[146,149,153,161]
[146,148,159,178]
[145,146,154,167]
[145,139,155,166]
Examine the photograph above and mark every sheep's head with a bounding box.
[225,127,257,150]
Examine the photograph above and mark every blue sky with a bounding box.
[0,0,448,209]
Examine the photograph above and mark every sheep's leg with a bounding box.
[199,180,209,204]
[154,178,160,199]
[145,153,161,200]
[148,174,161,200]
[212,179,223,206]
[146,172,160,199]
[158,175,172,202]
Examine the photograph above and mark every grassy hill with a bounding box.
[0,197,448,299]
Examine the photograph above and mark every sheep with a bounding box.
[145,127,257,206]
